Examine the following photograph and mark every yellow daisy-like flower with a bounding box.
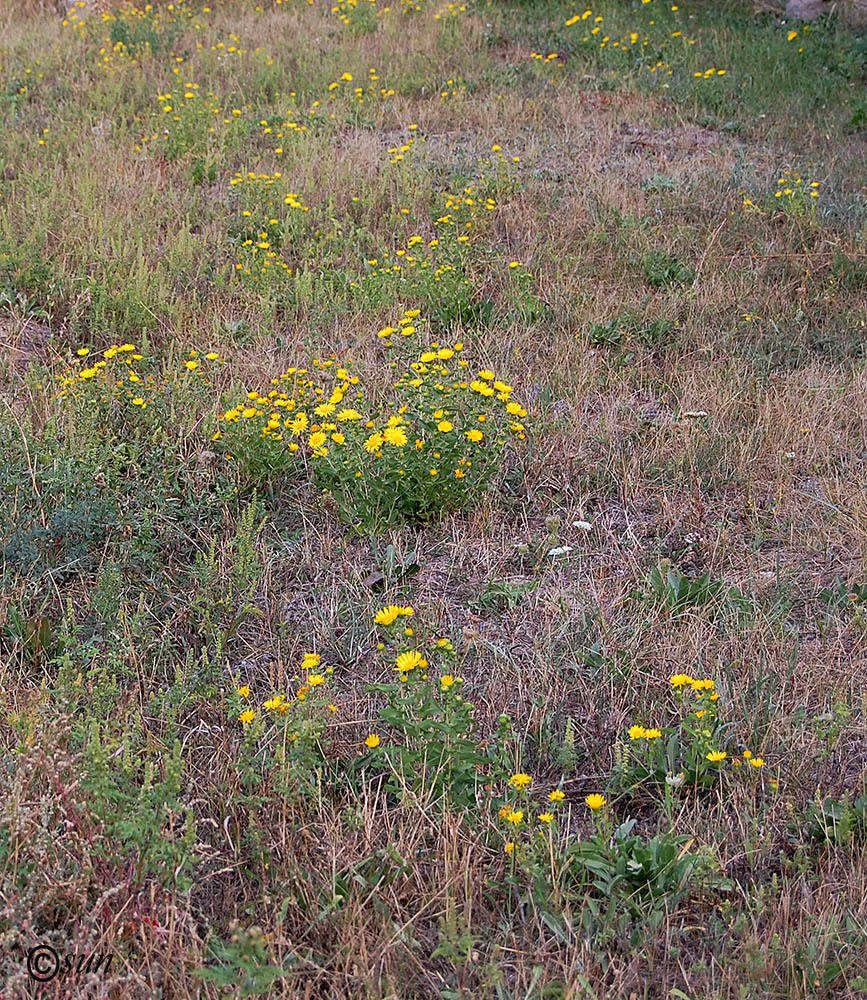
[538,812,554,824]
[308,430,327,451]
[691,678,715,692]
[670,673,694,688]
[383,426,408,446]
[548,789,565,803]
[302,653,321,670]
[585,794,606,811]
[337,408,362,421]
[505,810,524,826]
[184,360,199,371]
[508,773,533,792]
[440,674,455,689]
[314,402,336,417]
[749,757,764,768]
[644,728,662,739]
[465,428,483,443]
[364,432,385,453]
[437,420,454,432]
[374,605,414,625]
[504,841,515,855]
[308,674,325,687]
[288,413,309,435]
[628,725,646,740]
[706,751,727,762]
[478,369,495,380]
[264,695,285,711]
[239,709,256,725]
[364,733,381,749]
[238,686,251,699]
[395,650,423,673]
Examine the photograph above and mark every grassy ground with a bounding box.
[1,0,867,997]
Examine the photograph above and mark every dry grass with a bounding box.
[1,0,867,997]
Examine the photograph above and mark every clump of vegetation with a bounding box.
[2,0,867,996]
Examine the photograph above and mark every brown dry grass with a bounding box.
[1,0,867,997]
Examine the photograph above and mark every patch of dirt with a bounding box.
[0,316,52,376]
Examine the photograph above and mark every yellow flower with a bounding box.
[465,429,483,443]
[364,733,381,749]
[548,789,565,803]
[395,650,423,673]
[691,678,715,692]
[479,369,495,380]
[585,794,606,811]
[308,674,325,687]
[505,810,524,825]
[184,360,199,371]
[383,426,408,446]
[437,420,454,432]
[302,653,321,670]
[749,757,764,768]
[337,408,362,421]
[670,673,694,687]
[239,709,256,725]
[706,751,727,762]
[288,413,309,435]
[504,841,515,855]
[314,402,336,417]
[364,432,385,453]
[374,605,413,625]
[264,695,285,711]
[538,812,554,824]
[76,347,90,356]
[644,728,662,739]
[238,686,251,699]
[628,725,646,739]
[508,772,532,791]
[308,430,327,451]
[440,674,455,689]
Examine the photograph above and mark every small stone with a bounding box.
[785,0,828,20]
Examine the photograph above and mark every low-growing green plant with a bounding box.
[194,921,292,997]
[612,672,768,797]
[231,650,340,808]
[647,560,740,616]
[361,604,497,811]
[641,250,695,287]
[801,793,867,846]
[310,342,528,530]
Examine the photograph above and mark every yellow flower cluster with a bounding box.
[237,652,333,725]
[499,776,570,855]
[58,343,221,411]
